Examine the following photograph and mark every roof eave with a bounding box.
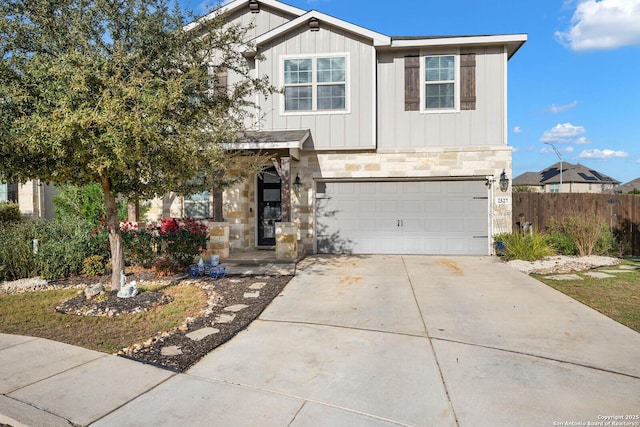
[245,10,391,55]
[185,0,306,33]
[389,34,527,59]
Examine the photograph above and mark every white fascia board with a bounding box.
[248,10,391,53]
[224,141,303,150]
[184,0,306,33]
[391,34,527,58]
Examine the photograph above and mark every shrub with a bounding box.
[0,219,97,281]
[547,216,615,257]
[120,220,157,268]
[54,184,107,225]
[0,202,21,223]
[82,255,106,276]
[497,231,555,261]
[547,229,577,255]
[159,218,209,268]
[0,220,41,280]
[36,219,97,280]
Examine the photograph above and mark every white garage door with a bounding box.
[316,180,489,255]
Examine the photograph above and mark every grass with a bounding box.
[535,260,640,333]
[0,284,209,354]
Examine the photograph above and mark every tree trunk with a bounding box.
[101,178,125,291]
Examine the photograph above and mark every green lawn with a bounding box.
[0,284,208,354]
[535,261,640,333]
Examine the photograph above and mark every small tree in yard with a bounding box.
[0,0,272,290]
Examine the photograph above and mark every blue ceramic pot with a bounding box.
[188,265,199,277]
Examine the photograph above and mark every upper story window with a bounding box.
[283,54,347,113]
[424,55,456,110]
[549,183,559,193]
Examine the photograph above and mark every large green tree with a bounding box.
[0,0,272,290]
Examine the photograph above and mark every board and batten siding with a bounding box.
[377,46,507,150]
[225,6,298,42]
[256,25,377,150]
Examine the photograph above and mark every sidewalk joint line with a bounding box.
[185,375,413,427]
[402,256,461,427]
[431,336,640,380]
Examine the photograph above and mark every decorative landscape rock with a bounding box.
[84,283,104,299]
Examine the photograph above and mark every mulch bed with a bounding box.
[8,268,292,373]
[118,274,291,372]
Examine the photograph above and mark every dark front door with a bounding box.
[257,166,282,247]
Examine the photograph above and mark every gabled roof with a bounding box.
[190,0,525,58]
[246,10,392,53]
[185,0,306,31]
[512,172,542,187]
[614,177,640,193]
[514,162,621,186]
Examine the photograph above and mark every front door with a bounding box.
[257,166,282,247]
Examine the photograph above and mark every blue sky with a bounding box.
[181,0,640,184]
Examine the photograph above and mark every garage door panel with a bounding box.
[316,180,488,255]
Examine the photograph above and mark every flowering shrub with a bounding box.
[84,217,208,271]
[160,218,209,268]
[120,220,157,268]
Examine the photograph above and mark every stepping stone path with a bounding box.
[213,313,236,324]
[161,345,183,356]
[583,271,615,279]
[186,327,220,341]
[618,265,640,270]
[161,281,275,356]
[224,304,249,313]
[547,274,583,281]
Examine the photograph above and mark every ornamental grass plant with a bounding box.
[495,230,556,261]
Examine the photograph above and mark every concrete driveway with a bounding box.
[95,255,639,427]
[2,255,639,426]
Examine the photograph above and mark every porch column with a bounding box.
[207,221,230,259]
[276,222,298,262]
[277,157,291,222]
[212,188,223,222]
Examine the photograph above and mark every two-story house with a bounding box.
[150,0,526,256]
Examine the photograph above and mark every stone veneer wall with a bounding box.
[144,146,512,255]
[224,178,255,252]
[289,147,513,254]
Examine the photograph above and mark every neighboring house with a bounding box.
[2,180,57,219]
[147,0,527,255]
[0,182,18,204]
[610,177,640,194]
[513,162,620,193]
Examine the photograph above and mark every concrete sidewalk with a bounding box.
[1,255,639,426]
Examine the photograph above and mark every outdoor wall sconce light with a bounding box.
[309,18,320,31]
[293,173,302,193]
[499,169,509,192]
[249,0,260,13]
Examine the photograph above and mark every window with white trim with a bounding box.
[549,183,559,193]
[283,55,346,112]
[424,55,455,110]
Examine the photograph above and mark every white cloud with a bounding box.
[579,149,630,159]
[513,126,523,133]
[575,136,592,144]
[555,0,640,51]
[565,146,575,153]
[539,122,586,143]
[547,101,578,113]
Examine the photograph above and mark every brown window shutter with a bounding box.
[460,53,476,110]
[213,66,228,96]
[404,55,420,111]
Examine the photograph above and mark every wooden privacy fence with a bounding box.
[512,193,640,256]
